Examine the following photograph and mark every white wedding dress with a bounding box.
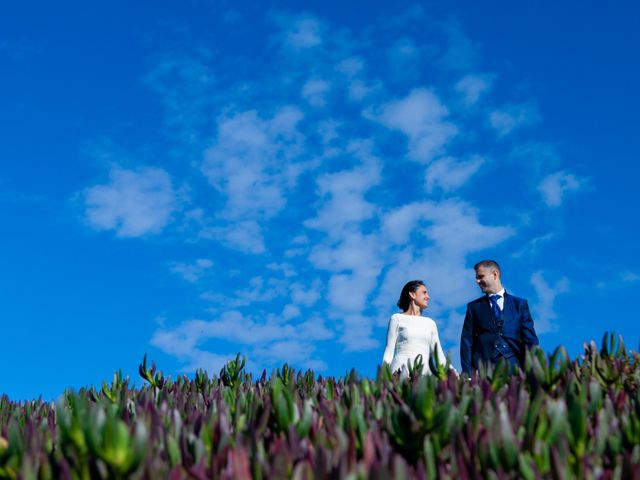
[382,313,449,376]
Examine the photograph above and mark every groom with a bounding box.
[460,260,539,374]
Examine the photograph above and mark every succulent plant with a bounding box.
[1,332,639,478]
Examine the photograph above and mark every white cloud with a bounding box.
[322,236,384,315]
[317,120,341,146]
[180,350,236,375]
[282,304,301,320]
[200,220,266,254]
[596,270,640,290]
[290,280,322,306]
[375,200,514,321]
[421,200,515,255]
[287,17,323,48]
[84,166,177,237]
[203,107,305,219]
[305,143,387,349]
[512,232,557,258]
[530,271,570,334]
[201,275,288,308]
[328,272,372,313]
[234,276,288,305]
[538,170,585,207]
[425,155,484,193]
[253,340,327,371]
[336,56,377,102]
[150,309,332,373]
[298,317,334,341]
[266,262,298,278]
[310,232,382,274]
[310,195,514,350]
[388,202,509,282]
[305,160,381,235]
[348,79,374,101]
[336,57,365,77]
[455,74,493,106]
[170,258,213,283]
[620,271,640,283]
[151,314,284,351]
[302,78,330,107]
[380,203,421,245]
[340,314,379,351]
[134,9,586,375]
[199,105,316,254]
[489,102,540,136]
[370,88,458,163]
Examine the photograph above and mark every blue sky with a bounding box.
[2,0,639,401]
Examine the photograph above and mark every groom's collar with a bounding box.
[487,288,505,298]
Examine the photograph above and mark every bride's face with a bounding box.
[410,285,430,309]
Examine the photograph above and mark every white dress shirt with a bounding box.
[490,288,506,311]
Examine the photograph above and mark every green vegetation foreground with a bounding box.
[1,333,639,479]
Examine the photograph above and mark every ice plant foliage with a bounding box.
[1,333,640,478]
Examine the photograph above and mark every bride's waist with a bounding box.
[395,343,430,355]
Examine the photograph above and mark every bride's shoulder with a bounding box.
[390,313,412,323]
[422,316,437,326]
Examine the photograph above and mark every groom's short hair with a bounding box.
[474,260,501,276]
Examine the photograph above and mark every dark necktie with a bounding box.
[489,294,501,319]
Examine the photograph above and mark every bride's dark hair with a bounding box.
[397,280,425,311]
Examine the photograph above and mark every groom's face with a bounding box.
[475,266,500,294]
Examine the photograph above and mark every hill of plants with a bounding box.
[1,332,639,479]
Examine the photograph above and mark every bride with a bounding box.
[382,280,452,376]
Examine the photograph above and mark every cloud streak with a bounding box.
[170,258,213,283]
[84,166,177,237]
[425,155,484,193]
[538,170,586,207]
[151,310,334,373]
[530,271,570,334]
[75,8,586,374]
[489,102,540,137]
[370,89,458,163]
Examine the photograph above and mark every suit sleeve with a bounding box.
[520,300,539,348]
[460,305,474,374]
[382,315,399,365]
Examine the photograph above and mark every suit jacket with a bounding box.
[460,292,539,374]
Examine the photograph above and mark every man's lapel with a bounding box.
[479,296,495,330]
[503,292,515,324]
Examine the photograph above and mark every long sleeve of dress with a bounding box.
[382,315,399,365]
[431,323,448,366]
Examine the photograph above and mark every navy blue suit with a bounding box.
[460,292,539,374]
